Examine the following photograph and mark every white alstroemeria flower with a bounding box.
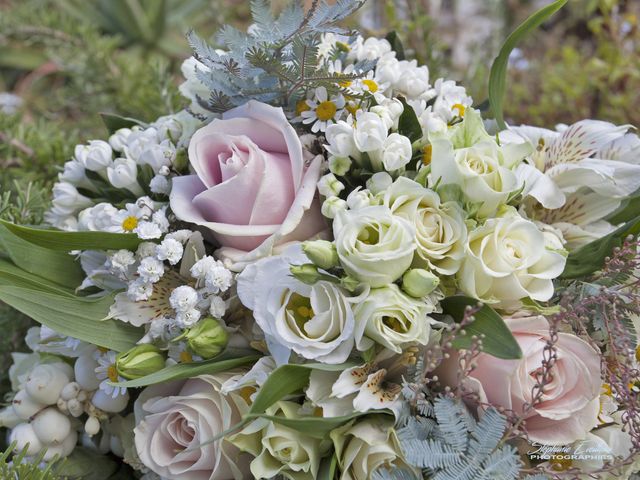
[458,209,567,305]
[94,350,127,399]
[382,177,468,275]
[301,87,346,133]
[333,206,416,287]
[220,356,276,399]
[237,246,356,365]
[353,284,437,353]
[501,120,640,207]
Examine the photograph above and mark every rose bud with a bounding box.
[25,364,70,405]
[91,389,129,413]
[32,407,71,444]
[12,389,46,420]
[302,240,339,270]
[116,345,165,380]
[402,268,440,298]
[10,423,43,456]
[184,317,229,360]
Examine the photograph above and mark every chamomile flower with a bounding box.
[94,350,127,398]
[167,342,203,364]
[301,87,345,133]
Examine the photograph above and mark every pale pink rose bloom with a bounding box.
[170,100,326,270]
[133,373,251,480]
[448,314,602,445]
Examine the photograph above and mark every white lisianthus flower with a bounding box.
[458,210,567,305]
[382,177,468,275]
[333,206,416,287]
[330,417,415,480]
[237,246,356,365]
[75,140,113,171]
[373,133,413,171]
[353,111,388,153]
[353,284,436,353]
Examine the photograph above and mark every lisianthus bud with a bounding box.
[402,268,440,298]
[12,389,46,420]
[26,364,70,405]
[290,264,323,285]
[302,240,339,270]
[184,317,229,360]
[10,423,43,456]
[116,345,165,380]
[32,408,71,444]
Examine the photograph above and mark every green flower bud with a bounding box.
[116,345,165,380]
[402,268,440,298]
[290,264,324,285]
[185,317,228,359]
[302,240,339,270]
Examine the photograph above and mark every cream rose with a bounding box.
[383,177,468,275]
[458,210,566,304]
[230,401,330,480]
[330,417,414,480]
[353,284,436,353]
[133,373,252,480]
[237,246,355,365]
[170,100,326,270]
[333,206,416,287]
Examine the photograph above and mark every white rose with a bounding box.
[334,206,416,287]
[354,284,435,353]
[330,417,414,480]
[431,137,529,217]
[107,157,143,195]
[237,247,356,365]
[75,140,113,171]
[374,133,413,171]
[353,112,388,153]
[325,121,358,159]
[134,373,251,480]
[458,211,567,304]
[383,177,468,275]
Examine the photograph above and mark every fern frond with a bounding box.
[402,438,461,469]
[433,397,470,451]
[468,408,507,456]
[481,446,523,480]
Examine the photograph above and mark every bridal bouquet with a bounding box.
[1,1,639,479]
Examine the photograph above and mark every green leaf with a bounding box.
[249,363,351,417]
[385,31,405,61]
[397,97,423,143]
[488,0,567,130]
[0,286,141,352]
[441,296,522,360]
[319,454,339,480]
[606,191,640,224]
[561,214,640,279]
[55,447,119,480]
[0,257,76,297]
[113,355,262,387]
[0,220,146,252]
[0,223,83,289]
[99,112,145,134]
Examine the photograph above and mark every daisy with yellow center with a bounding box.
[94,350,128,398]
[301,86,345,133]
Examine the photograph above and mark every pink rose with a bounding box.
[458,314,601,445]
[170,100,326,269]
[134,373,252,480]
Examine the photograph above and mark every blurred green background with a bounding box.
[0,0,638,423]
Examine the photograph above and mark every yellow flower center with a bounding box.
[346,102,359,117]
[383,315,408,333]
[339,79,352,88]
[335,41,350,53]
[239,386,256,405]
[362,79,379,93]
[452,103,466,117]
[122,215,138,232]
[635,344,640,362]
[602,383,613,396]
[550,456,572,472]
[422,144,433,166]
[179,351,193,363]
[296,99,311,116]
[107,365,119,383]
[316,101,337,121]
[358,225,381,245]
[286,292,315,330]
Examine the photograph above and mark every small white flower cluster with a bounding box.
[45,112,200,232]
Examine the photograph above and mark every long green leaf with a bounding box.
[0,220,146,252]
[0,286,141,352]
[99,112,145,134]
[0,223,83,289]
[441,296,522,360]
[488,0,567,130]
[561,214,640,279]
[0,257,76,297]
[114,355,262,388]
